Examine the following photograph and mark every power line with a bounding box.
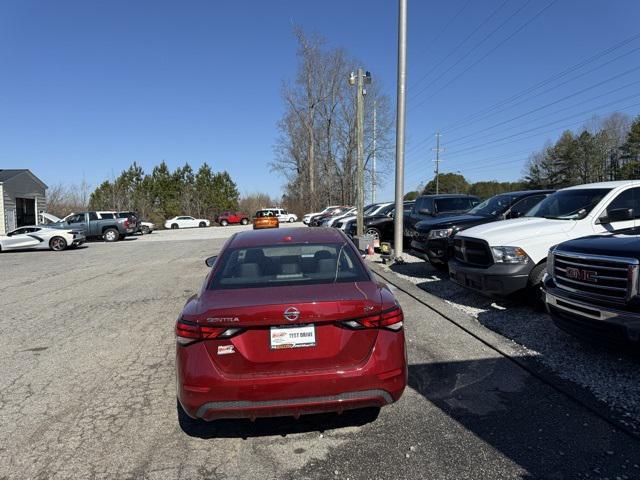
[442,45,640,135]
[410,0,532,106]
[445,74,640,148]
[405,98,640,178]
[408,0,473,91]
[438,32,640,134]
[411,0,560,112]
[408,0,509,99]
[405,34,640,159]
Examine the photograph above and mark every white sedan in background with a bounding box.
[164,216,211,229]
[0,226,85,252]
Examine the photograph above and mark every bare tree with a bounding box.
[272,28,394,212]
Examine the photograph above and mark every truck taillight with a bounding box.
[175,318,243,345]
[339,306,404,331]
[124,219,130,228]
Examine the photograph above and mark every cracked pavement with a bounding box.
[1,228,640,479]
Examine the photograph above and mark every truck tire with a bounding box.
[241,218,249,225]
[288,217,294,223]
[103,228,119,242]
[220,219,228,227]
[528,262,547,310]
[199,222,206,228]
[141,225,150,234]
[49,236,68,251]
[171,223,179,229]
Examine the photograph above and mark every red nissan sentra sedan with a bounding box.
[176,227,407,423]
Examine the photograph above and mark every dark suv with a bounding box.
[420,190,553,268]
[543,229,640,350]
[404,194,480,246]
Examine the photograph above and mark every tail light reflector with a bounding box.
[339,306,403,331]
[175,318,243,345]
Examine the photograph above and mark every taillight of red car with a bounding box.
[339,306,404,331]
[175,318,243,345]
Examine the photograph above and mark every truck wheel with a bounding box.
[288,217,294,223]
[365,227,381,242]
[528,262,547,310]
[103,228,119,242]
[49,236,68,251]
[199,222,206,228]
[241,218,249,225]
[141,225,150,234]
[171,223,179,229]
[220,219,228,226]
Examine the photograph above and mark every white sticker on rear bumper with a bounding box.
[217,345,235,355]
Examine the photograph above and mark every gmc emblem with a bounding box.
[565,267,598,282]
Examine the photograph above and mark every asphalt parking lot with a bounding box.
[1,227,640,479]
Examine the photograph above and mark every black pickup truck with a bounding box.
[543,228,640,349]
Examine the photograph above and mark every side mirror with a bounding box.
[205,256,217,268]
[507,211,523,219]
[602,208,633,223]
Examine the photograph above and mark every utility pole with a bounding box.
[349,69,371,237]
[393,0,407,262]
[432,132,444,194]
[372,101,377,204]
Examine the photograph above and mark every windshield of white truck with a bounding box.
[525,188,611,220]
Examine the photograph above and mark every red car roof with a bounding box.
[229,227,346,248]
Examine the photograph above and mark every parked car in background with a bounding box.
[404,194,480,243]
[419,190,554,269]
[346,201,415,246]
[323,207,357,227]
[332,203,391,229]
[214,211,249,226]
[253,210,279,230]
[0,225,85,252]
[140,221,155,234]
[543,228,640,350]
[175,227,406,425]
[60,211,133,242]
[309,206,352,227]
[449,181,640,305]
[303,206,339,225]
[165,216,211,229]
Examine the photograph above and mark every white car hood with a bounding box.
[460,217,578,245]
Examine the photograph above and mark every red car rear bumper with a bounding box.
[176,330,407,421]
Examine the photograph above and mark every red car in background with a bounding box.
[215,211,250,226]
[175,227,407,425]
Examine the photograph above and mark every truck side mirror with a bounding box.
[603,208,633,223]
[205,256,217,267]
[507,210,523,219]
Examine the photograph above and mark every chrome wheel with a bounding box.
[50,236,67,251]
[365,228,380,241]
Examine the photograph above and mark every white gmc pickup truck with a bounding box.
[448,180,640,303]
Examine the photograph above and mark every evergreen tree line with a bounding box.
[523,113,640,188]
[88,161,240,225]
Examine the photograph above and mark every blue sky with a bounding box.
[1,0,639,201]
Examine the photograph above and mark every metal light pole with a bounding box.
[393,0,407,262]
[350,69,371,237]
[372,100,377,204]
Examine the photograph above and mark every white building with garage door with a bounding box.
[0,169,47,235]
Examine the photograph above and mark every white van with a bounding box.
[448,180,640,301]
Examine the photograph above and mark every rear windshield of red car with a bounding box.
[209,242,370,289]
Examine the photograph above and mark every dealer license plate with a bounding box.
[270,324,316,349]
